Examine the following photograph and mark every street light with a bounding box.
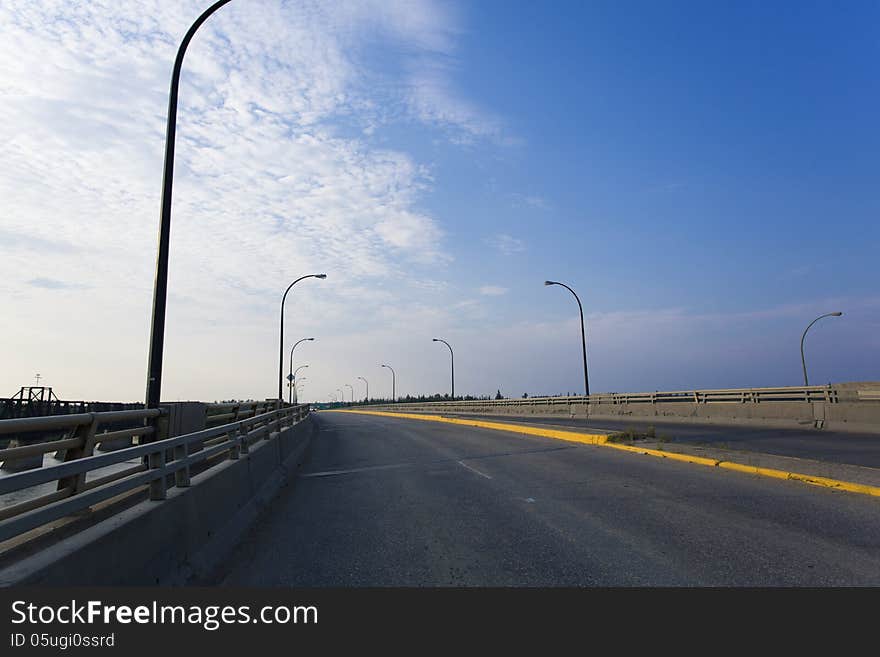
[337,388,344,403]
[344,384,354,404]
[288,339,314,404]
[357,376,369,403]
[545,280,590,397]
[432,338,454,398]
[800,312,843,386]
[279,275,326,403]
[381,364,396,402]
[145,0,236,410]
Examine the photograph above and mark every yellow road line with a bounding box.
[331,409,608,445]
[329,409,880,499]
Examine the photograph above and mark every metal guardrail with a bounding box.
[369,385,847,410]
[205,401,277,425]
[0,409,162,467]
[0,404,309,544]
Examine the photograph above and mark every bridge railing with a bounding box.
[0,404,309,544]
[371,385,848,410]
[205,400,277,425]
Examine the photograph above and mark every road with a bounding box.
[215,411,880,586]
[448,414,880,468]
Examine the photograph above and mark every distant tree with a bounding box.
[522,392,529,399]
[495,389,503,400]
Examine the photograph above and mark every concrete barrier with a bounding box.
[0,415,316,586]
[363,394,880,434]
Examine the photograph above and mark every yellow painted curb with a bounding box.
[717,461,791,481]
[332,409,608,446]
[330,409,880,499]
[604,442,723,468]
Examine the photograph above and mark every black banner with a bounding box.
[0,587,869,652]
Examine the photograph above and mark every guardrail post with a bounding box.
[57,414,99,495]
[154,410,170,443]
[228,428,240,460]
[149,448,167,500]
[174,442,190,487]
[269,409,282,438]
[238,424,249,455]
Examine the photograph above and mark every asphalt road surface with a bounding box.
[448,414,880,468]
[216,411,880,586]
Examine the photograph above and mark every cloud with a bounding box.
[511,193,550,210]
[478,285,508,296]
[406,61,506,144]
[27,278,87,290]
[0,0,504,401]
[484,233,526,255]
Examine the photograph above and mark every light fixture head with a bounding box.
[544,280,556,286]
[314,273,327,279]
[831,311,843,316]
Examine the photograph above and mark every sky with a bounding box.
[0,0,877,404]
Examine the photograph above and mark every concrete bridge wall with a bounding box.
[365,386,880,433]
[0,414,315,586]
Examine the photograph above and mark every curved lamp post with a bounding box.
[288,339,314,403]
[141,0,329,411]
[801,312,843,386]
[357,376,369,403]
[279,275,326,402]
[432,338,454,398]
[292,375,307,403]
[344,384,354,404]
[337,388,344,403]
[381,364,396,402]
[145,0,236,409]
[545,280,589,397]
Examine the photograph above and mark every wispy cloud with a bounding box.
[0,0,508,401]
[27,278,87,290]
[478,285,508,296]
[511,193,551,210]
[484,233,526,255]
[406,61,506,144]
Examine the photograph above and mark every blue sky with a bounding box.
[0,1,877,402]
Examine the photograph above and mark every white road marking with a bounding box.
[457,460,492,480]
[301,462,412,478]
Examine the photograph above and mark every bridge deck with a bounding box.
[213,411,880,586]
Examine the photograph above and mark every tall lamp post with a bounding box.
[288,339,314,403]
[357,376,369,403]
[337,388,344,404]
[145,0,236,410]
[545,280,590,398]
[801,312,843,386]
[432,338,454,398]
[381,364,396,402]
[291,366,308,403]
[344,384,354,404]
[279,275,326,403]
